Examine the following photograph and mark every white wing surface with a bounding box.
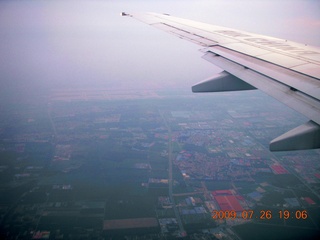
[122,12,320,151]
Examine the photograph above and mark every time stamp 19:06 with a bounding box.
[212,210,308,220]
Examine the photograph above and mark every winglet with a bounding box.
[270,121,320,151]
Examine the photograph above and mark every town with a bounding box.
[0,89,319,239]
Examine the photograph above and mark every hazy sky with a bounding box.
[0,0,319,98]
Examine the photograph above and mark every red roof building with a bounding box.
[214,195,244,212]
[271,165,289,174]
[304,197,316,205]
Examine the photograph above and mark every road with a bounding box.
[159,110,186,236]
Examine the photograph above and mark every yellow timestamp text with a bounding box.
[212,210,308,220]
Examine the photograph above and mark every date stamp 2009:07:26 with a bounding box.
[212,210,308,220]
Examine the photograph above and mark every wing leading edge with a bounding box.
[122,12,320,151]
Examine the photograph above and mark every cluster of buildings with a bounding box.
[1,91,320,239]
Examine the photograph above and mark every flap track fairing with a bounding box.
[192,71,256,93]
[270,121,320,151]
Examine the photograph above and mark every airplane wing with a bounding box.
[122,12,320,151]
